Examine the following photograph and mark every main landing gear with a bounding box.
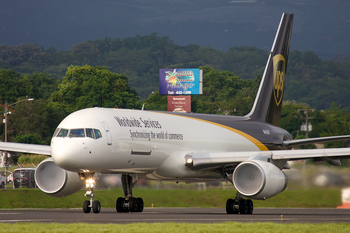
[82,173,101,214]
[226,192,253,214]
[116,174,144,213]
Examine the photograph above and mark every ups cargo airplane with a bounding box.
[2,12,350,215]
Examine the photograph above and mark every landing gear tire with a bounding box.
[226,198,239,214]
[92,201,101,213]
[137,197,144,212]
[226,199,234,214]
[239,199,248,214]
[129,197,138,212]
[246,199,253,214]
[116,197,126,212]
[83,200,91,213]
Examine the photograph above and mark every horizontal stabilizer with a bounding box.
[283,135,350,147]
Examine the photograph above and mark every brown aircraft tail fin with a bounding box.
[245,13,293,126]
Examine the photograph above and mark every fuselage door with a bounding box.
[101,122,112,145]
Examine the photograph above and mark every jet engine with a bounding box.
[35,158,84,197]
[232,160,287,200]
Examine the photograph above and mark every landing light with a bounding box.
[86,178,95,188]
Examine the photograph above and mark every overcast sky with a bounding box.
[1,0,349,59]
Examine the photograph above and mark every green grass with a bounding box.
[0,187,347,232]
[0,222,350,233]
[0,187,342,209]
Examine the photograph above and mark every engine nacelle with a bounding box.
[233,160,287,200]
[35,158,84,197]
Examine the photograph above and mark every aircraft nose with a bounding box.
[51,138,82,172]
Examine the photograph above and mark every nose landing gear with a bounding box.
[81,173,101,214]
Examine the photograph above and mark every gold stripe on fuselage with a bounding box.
[160,113,269,151]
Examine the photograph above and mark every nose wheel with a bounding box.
[92,200,101,213]
[83,200,101,213]
[83,200,91,213]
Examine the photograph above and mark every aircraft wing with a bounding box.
[185,147,350,170]
[0,142,51,155]
[283,135,350,147]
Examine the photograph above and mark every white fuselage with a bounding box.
[51,108,264,181]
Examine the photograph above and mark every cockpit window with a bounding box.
[53,128,61,137]
[94,129,102,139]
[55,128,102,139]
[86,128,95,138]
[69,129,85,137]
[57,128,69,137]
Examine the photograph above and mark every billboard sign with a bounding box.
[167,96,191,112]
[159,69,202,95]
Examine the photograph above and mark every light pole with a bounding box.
[3,97,34,188]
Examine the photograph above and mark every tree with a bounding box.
[0,69,26,103]
[279,101,310,138]
[51,65,141,113]
[191,66,254,114]
[0,70,64,143]
[318,102,350,148]
[14,133,46,145]
[5,99,63,144]
[24,72,60,100]
[0,44,50,67]
[70,42,100,64]
[142,91,167,111]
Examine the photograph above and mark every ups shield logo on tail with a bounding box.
[272,54,286,106]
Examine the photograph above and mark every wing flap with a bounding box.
[185,151,271,170]
[0,142,51,155]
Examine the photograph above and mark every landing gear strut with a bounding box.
[116,174,144,213]
[226,192,253,214]
[82,173,101,214]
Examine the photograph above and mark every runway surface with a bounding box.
[1,208,350,224]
